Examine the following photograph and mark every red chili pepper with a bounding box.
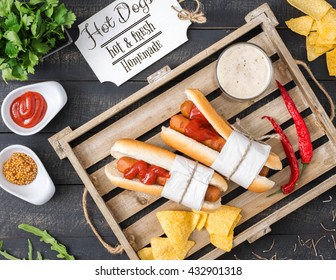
[263,116,300,195]
[276,81,313,167]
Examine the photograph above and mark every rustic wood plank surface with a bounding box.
[0,0,335,260]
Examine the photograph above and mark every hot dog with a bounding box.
[105,139,228,211]
[160,88,283,193]
[170,113,269,177]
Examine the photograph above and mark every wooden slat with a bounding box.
[58,140,140,260]
[124,141,336,252]
[201,174,336,260]
[48,4,336,260]
[64,0,297,29]
[74,60,218,168]
[104,113,325,224]
[91,83,312,197]
[70,28,279,169]
[61,15,265,145]
[259,11,336,145]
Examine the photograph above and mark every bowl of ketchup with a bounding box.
[1,81,67,136]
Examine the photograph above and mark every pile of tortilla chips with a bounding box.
[137,205,242,260]
[286,0,336,75]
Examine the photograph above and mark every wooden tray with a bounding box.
[49,4,336,260]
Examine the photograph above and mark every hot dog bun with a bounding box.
[160,127,275,192]
[185,88,282,171]
[105,139,228,211]
[160,88,283,193]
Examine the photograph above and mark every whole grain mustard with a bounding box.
[2,152,38,185]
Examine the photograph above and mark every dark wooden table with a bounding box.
[0,0,335,260]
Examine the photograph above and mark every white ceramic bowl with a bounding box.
[0,145,55,205]
[1,81,67,136]
[216,43,273,101]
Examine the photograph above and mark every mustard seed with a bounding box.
[2,152,38,185]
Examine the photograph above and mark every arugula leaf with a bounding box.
[18,224,75,260]
[0,250,21,260]
[27,239,33,260]
[36,251,43,260]
[0,240,21,260]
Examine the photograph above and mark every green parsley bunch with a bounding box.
[0,0,76,82]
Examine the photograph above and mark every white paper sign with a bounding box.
[75,0,191,86]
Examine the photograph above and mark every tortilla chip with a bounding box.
[306,32,330,61]
[308,31,319,45]
[192,210,208,231]
[210,232,234,252]
[150,237,195,260]
[316,34,336,45]
[208,214,241,252]
[196,213,208,231]
[316,8,336,43]
[311,20,318,31]
[315,44,334,53]
[231,214,242,230]
[287,0,332,20]
[285,16,314,36]
[205,205,241,236]
[156,211,200,246]
[137,247,154,260]
[326,48,336,75]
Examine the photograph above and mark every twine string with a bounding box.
[226,139,252,182]
[233,118,281,143]
[82,188,124,254]
[172,0,207,24]
[295,60,335,121]
[228,119,280,182]
[229,60,335,183]
[81,53,334,259]
[178,161,199,204]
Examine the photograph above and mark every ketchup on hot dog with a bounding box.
[184,103,220,142]
[124,160,170,185]
[170,100,269,177]
[117,156,222,202]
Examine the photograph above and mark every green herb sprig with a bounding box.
[0,0,76,82]
[18,224,75,260]
[0,224,75,260]
[0,240,21,260]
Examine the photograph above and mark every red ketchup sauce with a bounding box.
[10,91,47,128]
[124,160,170,185]
[185,105,219,142]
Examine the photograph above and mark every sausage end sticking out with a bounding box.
[116,156,221,202]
